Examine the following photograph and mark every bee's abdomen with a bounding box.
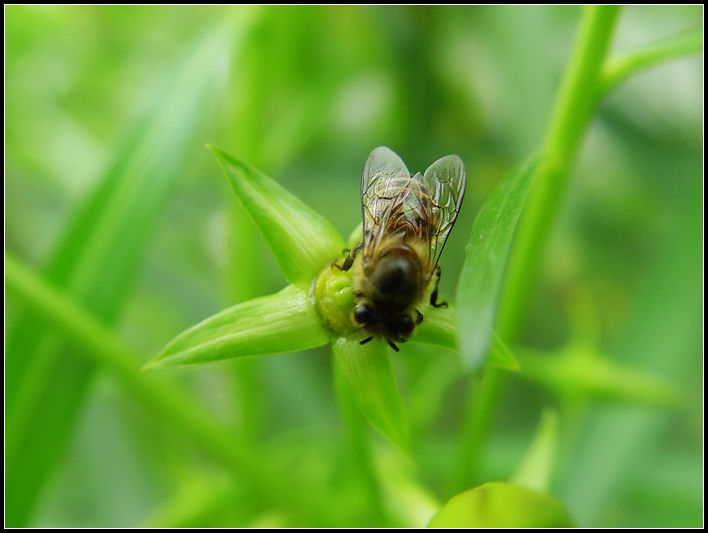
[370,251,421,310]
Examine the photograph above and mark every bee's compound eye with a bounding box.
[354,304,373,325]
[397,314,415,337]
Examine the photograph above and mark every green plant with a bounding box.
[5,23,235,526]
[146,6,699,525]
[6,5,701,528]
[146,146,517,452]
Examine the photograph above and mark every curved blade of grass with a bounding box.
[412,306,520,372]
[5,25,235,527]
[332,337,410,452]
[600,27,703,94]
[147,284,329,369]
[5,253,315,522]
[428,482,572,528]
[209,145,344,284]
[512,409,558,492]
[455,159,538,371]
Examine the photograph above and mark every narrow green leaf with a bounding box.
[5,253,306,519]
[332,337,410,452]
[6,25,235,527]
[412,307,520,372]
[428,482,573,528]
[148,284,329,369]
[512,409,558,492]
[600,27,703,94]
[332,357,389,524]
[209,145,345,284]
[346,223,364,249]
[454,7,622,486]
[410,305,458,351]
[143,475,238,528]
[488,331,521,372]
[456,158,537,371]
[519,344,683,408]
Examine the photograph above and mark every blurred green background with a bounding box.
[5,5,703,528]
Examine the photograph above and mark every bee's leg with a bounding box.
[359,336,374,345]
[387,340,400,352]
[332,243,362,272]
[430,266,448,308]
[414,309,424,325]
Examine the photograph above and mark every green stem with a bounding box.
[455,370,505,489]
[4,253,310,523]
[498,6,622,341]
[333,358,390,525]
[457,6,621,487]
[600,27,703,94]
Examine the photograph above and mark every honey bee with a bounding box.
[335,146,466,351]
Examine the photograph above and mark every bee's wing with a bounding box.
[360,146,411,254]
[417,154,466,267]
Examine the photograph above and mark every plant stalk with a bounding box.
[5,253,313,524]
[457,6,622,487]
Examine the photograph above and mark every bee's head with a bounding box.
[354,303,415,343]
[392,313,415,340]
[354,303,376,326]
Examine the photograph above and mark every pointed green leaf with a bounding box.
[5,253,300,516]
[346,223,364,249]
[600,27,703,94]
[411,305,458,351]
[519,344,683,408]
[148,284,329,369]
[512,409,558,491]
[488,331,521,372]
[6,24,236,527]
[428,482,573,528]
[412,307,520,372]
[210,145,344,284]
[332,337,410,452]
[456,159,537,371]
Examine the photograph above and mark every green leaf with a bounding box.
[148,284,329,369]
[410,305,458,351]
[428,482,573,528]
[519,344,683,408]
[5,253,304,518]
[600,27,703,94]
[456,159,537,371]
[332,337,410,452]
[414,307,520,372]
[488,331,521,372]
[209,145,345,284]
[512,409,558,492]
[5,25,235,527]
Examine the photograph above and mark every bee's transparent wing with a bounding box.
[360,146,411,254]
[417,154,466,267]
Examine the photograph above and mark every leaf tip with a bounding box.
[142,351,174,371]
[206,143,229,160]
[141,359,160,372]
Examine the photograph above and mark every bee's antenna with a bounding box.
[387,341,400,352]
[360,337,374,345]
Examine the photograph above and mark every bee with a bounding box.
[335,146,466,351]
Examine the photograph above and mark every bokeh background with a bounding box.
[6,5,703,527]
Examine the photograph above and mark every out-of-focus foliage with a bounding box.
[428,482,573,528]
[5,5,703,528]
